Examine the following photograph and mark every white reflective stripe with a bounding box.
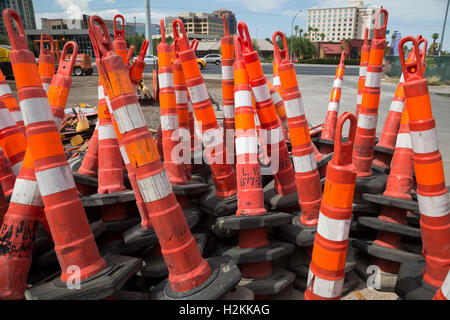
[202,128,223,148]
[42,83,50,94]
[395,132,412,149]
[0,84,12,97]
[254,114,261,126]
[158,72,174,89]
[20,97,54,125]
[359,66,367,77]
[252,83,271,103]
[10,178,43,206]
[262,126,284,145]
[175,90,188,104]
[221,66,234,80]
[188,83,209,104]
[234,90,252,108]
[161,114,179,131]
[284,97,305,118]
[357,94,362,105]
[0,108,16,129]
[114,103,146,134]
[35,165,75,196]
[187,100,194,112]
[307,270,344,299]
[271,91,283,105]
[223,104,235,119]
[333,78,343,88]
[441,271,450,299]
[357,114,377,130]
[399,74,405,84]
[389,100,404,113]
[317,212,351,242]
[365,71,382,88]
[10,111,23,124]
[137,170,172,202]
[235,136,258,155]
[327,101,339,112]
[119,146,130,165]
[98,124,117,140]
[410,127,439,154]
[11,161,23,176]
[98,85,106,100]
[273,76,281,86]
[293,153,317,173]
[417,193,449,218]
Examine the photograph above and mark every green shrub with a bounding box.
[299,58,360,65]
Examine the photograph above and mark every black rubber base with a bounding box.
[352,202,380,215]
[275,214,317,247]
[220,285,255,300]
[122,207,201,255]
[140,233,207,279]
[216,241,294,265]
[239,268,296,296]
[172,180,210,197]
[200,213,236,239]
[114,291,150,300]
[103,216,142,233]
[80,190,136,207]
[395,259,439,300]
[198,188,238,217]
[24,255,142,300]
[351,239,423,264]
[357,216,421,238]
[374,145,395,156]
[363,193,419,213]
[355,173,389,195]
[216,212,292,231]
[150,255,241,300]
[190,163,211,178]
[73,171,98,188]
[288,245,356,278]
[263,180,299,211]
[316,152,334,169]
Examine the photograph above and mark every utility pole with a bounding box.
[145,0,153,56]
[291,10,302,60]
[438,0,450,56]
[134,16,137,35]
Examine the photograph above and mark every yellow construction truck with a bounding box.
[0,44,13,79]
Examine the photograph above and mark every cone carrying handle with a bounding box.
[172,19,190,52]
[127,45,135,64]
[58,41,79,77]
[374,8,388,40]
[399,36,423,82]
[332,112,357,166]
[114,14,125,40]
[40,33,54,55]
[88,16,114,58]
[237,21,254,52]
[222,14,229,37]
[234,34,243,61]
[363,27,369,46]
[272,31,289,63]
[2,9,28,50]
[417,36,428,67]
[339,50,346,65]
[191,39,199,52]
[137,40,149,62]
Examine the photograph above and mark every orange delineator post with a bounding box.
[157,21,188,186]
[38,33,55,94]
[0,99,26,177]
[238,22,296,199]
[113,14,128,63]
[305,112,357,300]
[129,40,149,92]
[78,123,99,177]
[173,19,237,199]
[372,36,428,170]
[0,146,16,197]
[355,28,369,120]
[352,9,388,178]
[221,14,236,163]
[320,51,346,145]
[395,36,450,299]
[89,16,214,293]
[277,31,322,227]
[0,70,25,136]
[4,9,106,283]
[267,78,288,139]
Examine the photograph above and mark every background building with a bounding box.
[212,9,237,34]
[0,0,36,35]
[306,1,380,43]
[132,22,160,37]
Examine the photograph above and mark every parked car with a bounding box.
[133,54,158,65]
[197,58,206,69]
[65,53,93,76]
[202,53,221,65]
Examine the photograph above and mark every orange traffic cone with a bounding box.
[433,270,450,300]
[238,22,298,213]
[90,16,240,299]
[38,33,55,94]
[395,36,450,300]
[304,112,357,300]
[355,28,370,119]
[113,14,128,63]
[129,40,149,93]
[0,146,15,197]
[0,70,25,136]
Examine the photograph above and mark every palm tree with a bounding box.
[432,33,439,55]
[320,33,325,42]
[313,27,319,41]
[294,25,299,38]
[299,28,303,38]
[307,26,313,39]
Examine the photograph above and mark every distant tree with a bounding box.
[0,34,9,45]
[280,35,316,60]
[299,28,303,38]
[320,33,325,41]
[294,25,299,38]
[265,37,273,45]
[431,32,439,55]
[252,39,260,51]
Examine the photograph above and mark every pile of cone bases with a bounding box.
[0,7,448,301]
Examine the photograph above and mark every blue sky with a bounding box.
[32,0,450,51]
